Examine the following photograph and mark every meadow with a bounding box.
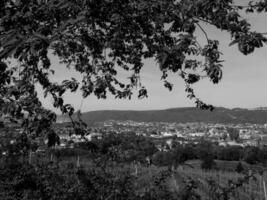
[21,149,267,200]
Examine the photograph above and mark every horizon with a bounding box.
[58,105,267,114]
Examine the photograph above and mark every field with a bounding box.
[176,167,266,200]
[72,156,267,200]
[3,144,267,200]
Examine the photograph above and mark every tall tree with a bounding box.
[1,0,267,135]
[227,127,239,141]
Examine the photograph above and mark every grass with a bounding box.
[177,166,266,200]
[4,149,267,200]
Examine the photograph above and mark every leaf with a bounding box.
[186,74,200,84]
[156,52,168,69]
[229,39,239,46]
[164,81,173,91]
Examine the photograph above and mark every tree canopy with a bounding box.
[1,0,267,134]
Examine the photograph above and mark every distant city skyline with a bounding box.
[38,0,267,114]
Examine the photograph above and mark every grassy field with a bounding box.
[176,166,266,200]
[51,156,267,200]
[5,149,267,200]
[185,159,266,172]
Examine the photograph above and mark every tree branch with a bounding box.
[195,22,209,42]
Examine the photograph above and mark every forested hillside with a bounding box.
[57,107,267,125]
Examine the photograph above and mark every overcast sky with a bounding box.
[39,0,267,113]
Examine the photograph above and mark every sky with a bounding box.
[39,0,267,113]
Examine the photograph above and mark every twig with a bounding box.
[68,113,76,131]
[232,5,251,9]
[195,22,209,42]
[194,17,214,27]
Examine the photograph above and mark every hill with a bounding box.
[56,107,267,125]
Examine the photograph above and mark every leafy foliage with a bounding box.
[206,170,257,200]
[0,155,179,200]
[235,162,244,173]
[93,132,158,163]
[1,0,267,137]
[227,127,239,141]
[1,1,267,198]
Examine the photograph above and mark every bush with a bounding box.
[201,154,216,170]
[0,157,179,200]
[51,148,90,158]
[152,151,173,166]
[235,162,244,173]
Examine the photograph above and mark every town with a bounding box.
[53,120,267,150]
